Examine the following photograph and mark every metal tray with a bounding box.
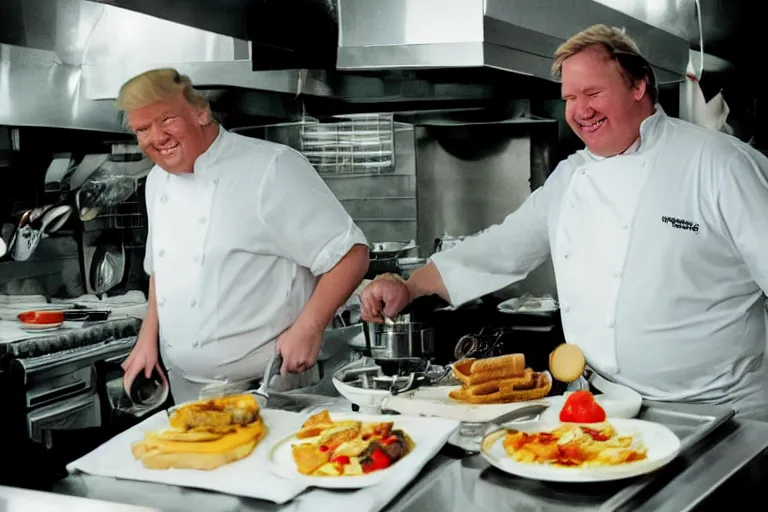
[389,400,735,512]
[600,400,734,511]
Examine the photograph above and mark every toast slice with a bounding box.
[132,420,267,470]
[452,354,526,386]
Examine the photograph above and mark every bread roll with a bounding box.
[549,343,586,383]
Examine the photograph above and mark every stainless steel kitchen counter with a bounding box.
[48,415,768,512]
[0,484,154,512]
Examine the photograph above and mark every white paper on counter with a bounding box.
[67,409,309,504]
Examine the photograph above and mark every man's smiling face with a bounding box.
[561,45,648,157]
[127,92,211,174]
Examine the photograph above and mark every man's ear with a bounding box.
[196,107,211,126]
[633,79,648,101]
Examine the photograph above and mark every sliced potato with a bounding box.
[313,462,342,477]
[296,424,332,439]
[156,430,226,442]
[343,457,364,476]
[292,443,330,475]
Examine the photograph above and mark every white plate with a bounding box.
[19,322,63,332]
[332,378,390,414]
[481,418,681,482]
[267,412,459,489]
[382,385,550,423]
[382,373,643,425]
[497,295,558,315]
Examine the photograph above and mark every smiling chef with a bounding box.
[362,24,768,421]
[118,68,369,403]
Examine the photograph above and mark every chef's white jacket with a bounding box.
[431,108,768,417]
[143,127,367,383]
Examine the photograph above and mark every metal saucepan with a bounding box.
[115,367,170,418]
[369,240,417,260]
[366,321,435,359]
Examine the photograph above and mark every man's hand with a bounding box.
[276,323,323,374]
[122,333,165,395]
[360,275,411,323]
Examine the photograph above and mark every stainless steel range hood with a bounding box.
[337,0,690,83]
[85,0,340,70]
[2,0,696,133]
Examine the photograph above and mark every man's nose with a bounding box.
[575,101,596,120]
[147,124,171,145]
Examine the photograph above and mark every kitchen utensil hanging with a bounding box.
[83,232,126,295]
[9,204,75,261]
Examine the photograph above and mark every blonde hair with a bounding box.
[552,24,658,104]
[115,68,212,119]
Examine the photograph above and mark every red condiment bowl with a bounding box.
[17,310,65,325]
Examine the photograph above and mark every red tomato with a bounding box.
[559,390,606,423]
[332,455,350,465]
[382,435,398,446]
[362,448,391,473]
[580,426,610,441]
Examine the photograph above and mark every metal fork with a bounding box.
[457,404,548,448]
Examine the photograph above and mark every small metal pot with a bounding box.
[370,241,417,260]
[367,321,435,359]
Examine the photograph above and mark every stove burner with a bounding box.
[340,361,451,394]
[375,357,429,376]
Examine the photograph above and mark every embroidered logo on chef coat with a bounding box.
[661,216,699,234]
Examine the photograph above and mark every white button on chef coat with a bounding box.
[144,127,367,382]
[431,107,768,416]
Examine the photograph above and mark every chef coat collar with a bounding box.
[192,124,227,180]
[585,106,666,161]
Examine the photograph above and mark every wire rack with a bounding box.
[84,181,148,249]
[299,113,395,175]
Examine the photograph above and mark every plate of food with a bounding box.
[68,394,309,504]
[131,394,268,470]
[267,409,458,489]
[480,415,681,482]
[380,353,553,422]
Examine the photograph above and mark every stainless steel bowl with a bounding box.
[367,321,434,359]
[370,241,417,260]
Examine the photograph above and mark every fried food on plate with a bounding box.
[502,422,647,467]
[449,354,552,404]
[132,394,267,470]
[291,410,414,477]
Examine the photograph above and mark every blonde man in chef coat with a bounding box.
[362,25,768,421]
[118,68,369,403]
